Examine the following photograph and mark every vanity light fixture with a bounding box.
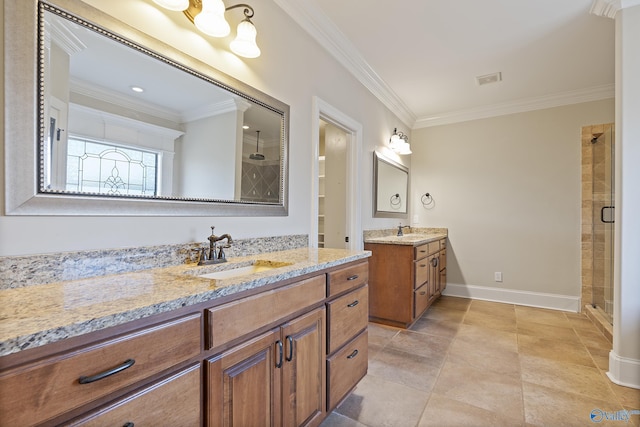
[153,0,261,58]
[389,128,412,155]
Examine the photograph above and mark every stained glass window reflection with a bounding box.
[66,138,158,196]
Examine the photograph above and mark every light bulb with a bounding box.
[230,19,261,58]
[194,0,230,37]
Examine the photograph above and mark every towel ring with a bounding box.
[390,193,401,208]
[421,193,433,206]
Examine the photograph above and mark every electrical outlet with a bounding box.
[494,272,503,282]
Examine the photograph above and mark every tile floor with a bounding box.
[321,296,640,427]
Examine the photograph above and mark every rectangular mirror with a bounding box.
[4,0,289,216]
[373,151,409,218]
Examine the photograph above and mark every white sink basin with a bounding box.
[198,264,279,280]
[192,260,292,280]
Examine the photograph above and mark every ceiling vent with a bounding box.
[476,72,502,86]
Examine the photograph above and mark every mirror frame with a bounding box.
[4,0,289,216]
[373,151,409,219]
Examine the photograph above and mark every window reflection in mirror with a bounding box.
[373,151,409,218]
[40,5,284,204]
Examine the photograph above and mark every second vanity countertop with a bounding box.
[363,232,447,246]
[0,247,370,357]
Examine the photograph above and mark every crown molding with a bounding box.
[273,0,416,128]
[590,0,640,18]
[414,84,615,128]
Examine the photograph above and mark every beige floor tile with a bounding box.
[517,334,596,367]
[520,354,618,402]
[368,346,441,392]
[335,374,429,427]
[386,330,453,366]
[462,309,517,333]
[516,319,581,342]
[608,380,640,409]
[455,323,518,353]
[523,381,627,427]
[409,317,460,339]
[566,313,600,331]
[423,305,468,323]
[447,337,521,378]
[576,328,613,350]
[432,359,524,423]
[429,295,471,312]
[319,412,368,427]
[468,299,516,319]
[588,346,610,371]
[418,393,523,427]
[514,306,572,328]
[367,322,399,355]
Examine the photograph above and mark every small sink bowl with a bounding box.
[189,260,292,280]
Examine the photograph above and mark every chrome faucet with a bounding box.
[198,226,233,265]
[397,224,410,237]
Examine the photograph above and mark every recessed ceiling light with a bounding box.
[476,72,502,86]
[130,86,144,93]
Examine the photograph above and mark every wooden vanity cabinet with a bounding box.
[365,238,447,328]
[325,263,369,411]
[0,313,202,427]
[206,307,326,427]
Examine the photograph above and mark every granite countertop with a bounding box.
[363,232,447,246]
[0,248,370,357]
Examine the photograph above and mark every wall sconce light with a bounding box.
[389,128,412,155]
[152,0,261,58]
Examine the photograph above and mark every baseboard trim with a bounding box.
[607,351,640,390]
[442,283,581,312]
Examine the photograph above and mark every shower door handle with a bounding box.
[600,206,615,224]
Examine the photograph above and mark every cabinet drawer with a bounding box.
[414,243,430,260]
[327,330,368,411]
[68,364,201,426]
[414,283,430,318]
[0,313,201,427]
[206,275,325,350]
[440,238,447,250]
[327,285,368,354]
[414,258,429,288]
[327,261,368,297]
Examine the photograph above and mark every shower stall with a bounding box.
[590,127,615,325]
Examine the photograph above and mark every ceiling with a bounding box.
[275,0,617,128]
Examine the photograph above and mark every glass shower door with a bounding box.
[592,127,615,324]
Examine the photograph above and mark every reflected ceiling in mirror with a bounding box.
[3,0,289,216]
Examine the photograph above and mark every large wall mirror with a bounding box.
[373,151,409,218]
[4,0,289,215]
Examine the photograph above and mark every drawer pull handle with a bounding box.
[347,349,359,359]
[78,359,135,384]
[430,258,438,267]
[347,300,359,308]
[420,291,426,296]
[419,264,427,268]
[347,275,359,281]
[286,336,294,362]
[123,423,134,427]
[275,340,283,368]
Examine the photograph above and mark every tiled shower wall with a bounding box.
[581,123,614,318]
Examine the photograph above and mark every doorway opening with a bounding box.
[311,97,362,250]
[581,123,614,341]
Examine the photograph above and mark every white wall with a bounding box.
[0,0,404,256]
[610,4,640,389]
[411,99,614,309]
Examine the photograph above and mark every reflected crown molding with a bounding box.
[590,0,640,18]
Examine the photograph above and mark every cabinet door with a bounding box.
[428,253,440,301]
[282,308,326,427]
[68,364,201,426]
[206,328,282,427]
